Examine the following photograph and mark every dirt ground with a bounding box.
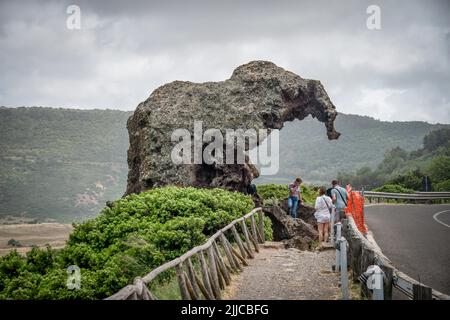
[0,223,73,256]
[223,241,340,300]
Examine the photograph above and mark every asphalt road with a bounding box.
[364,204,450,296]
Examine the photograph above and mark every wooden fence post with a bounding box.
[239,220,254,258]
[212,241,231,285]
[258,210,265,243]
[231,225,248,259]
[175,263,191,300]
[250,215,261,251]
[207,244,221,299]
[198,251,215,299]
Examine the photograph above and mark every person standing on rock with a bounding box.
[331,180,348,222]
[288,177,302,218]
[314,186,332,246]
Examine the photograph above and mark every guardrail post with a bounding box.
[340,237,349,300]
[334,222,342,272]
[330,207,335,246]
[362,265,384,300]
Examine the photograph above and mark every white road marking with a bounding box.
[432,210,450,228]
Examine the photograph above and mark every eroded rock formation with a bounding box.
[263,205,318,251]
[125,61,340,195]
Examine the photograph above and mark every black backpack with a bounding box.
[247,184,257,195]
[326,187,333,198]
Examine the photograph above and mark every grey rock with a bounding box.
[262,205,318,243]
[125,60,340,195]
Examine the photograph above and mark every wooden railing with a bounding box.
[105,207,266,300]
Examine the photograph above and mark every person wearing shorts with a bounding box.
[314,186,332,246]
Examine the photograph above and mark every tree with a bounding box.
[7,239,22,247]
[423,128,450,151]
[426,156,450,183]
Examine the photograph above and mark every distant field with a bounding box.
[0,223,73,256]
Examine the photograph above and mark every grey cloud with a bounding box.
[0,0,449,122]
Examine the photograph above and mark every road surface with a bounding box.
[364,204,450,296]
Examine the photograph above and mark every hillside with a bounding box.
[256,114,449,184]
[0,107,132,222]
[0,107,448,222]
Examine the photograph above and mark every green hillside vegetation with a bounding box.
[0,186,272,299]
[257,114,449,185]
[256,184,318,206]
[0,107,132,222]
[1,107,448,222]
[338,128,450,191]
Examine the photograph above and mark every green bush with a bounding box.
[256,183,317,205]
[372,184,415,194]
[434,180,450,192]
[388,170,423,191]
[0,186,271,300]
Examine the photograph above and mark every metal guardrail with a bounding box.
[363,191,450,200]
[331,222,349,300]
[105,207,266,300]
[344,215,450,300]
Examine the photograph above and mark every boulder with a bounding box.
[279,199,317,227]
[262,205,318,247]
[125,61,340,195]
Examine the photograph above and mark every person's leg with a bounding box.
[323,222,329,243]
[317,222,324,244]
[291,197,298,218]
[340,209,346,220]
[334,209,341,223]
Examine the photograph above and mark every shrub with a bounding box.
[7,239,22,247]
[434,179,450,192]
[256,183,317,205]
[372,184,415,194]
[0,186,270,299]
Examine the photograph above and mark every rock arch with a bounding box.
[125,61,340,195]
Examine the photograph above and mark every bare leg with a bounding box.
[317,223,324,244]
[323,222,329,243]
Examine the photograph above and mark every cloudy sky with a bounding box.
[0,0,449,123]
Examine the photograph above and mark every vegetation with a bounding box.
[372,184,414,194]
[257,114,448,185]
[0,186,272,299]
[7,239,22,248]
[338,128,450,192]
[256,184,318,205]
[0,107,132,222]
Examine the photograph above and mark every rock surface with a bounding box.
[263,205,318,250]
[125,60,340,195]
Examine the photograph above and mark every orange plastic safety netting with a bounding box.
[344,185,368,234]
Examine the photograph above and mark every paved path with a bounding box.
[365,204,450,295]
[224,242,340,300]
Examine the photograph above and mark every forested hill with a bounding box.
[0,107,448,222]
[259,114,449,184]
[0,107,132,222]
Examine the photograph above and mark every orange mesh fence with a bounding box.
[344,184,368,234]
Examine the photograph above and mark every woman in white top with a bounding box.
[314,186,332,246]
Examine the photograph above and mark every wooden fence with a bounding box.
[105,207,266,300]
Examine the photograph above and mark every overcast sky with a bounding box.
[0,0,449,123]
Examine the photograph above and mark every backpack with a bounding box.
[326,187,333,198]
[247,184,257,195]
